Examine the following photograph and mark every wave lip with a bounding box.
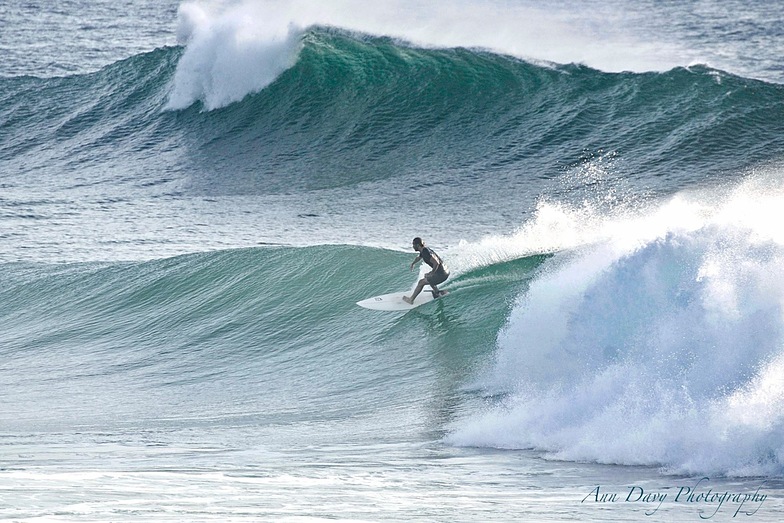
[160,0,706,112]
[165,2,304,110]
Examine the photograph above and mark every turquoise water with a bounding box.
[3,1,784,520]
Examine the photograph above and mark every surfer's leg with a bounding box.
[426,273,443,298]
[403,278,427,304]
[429,269,448,297]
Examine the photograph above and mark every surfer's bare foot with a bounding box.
[402,296,413,304]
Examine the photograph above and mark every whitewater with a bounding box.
[2,0,784,521]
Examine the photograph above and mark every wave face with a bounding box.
[178,29,784,197]
[0,244,544,433]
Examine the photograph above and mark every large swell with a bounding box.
[5,172,784,476]
[3,27,784,199]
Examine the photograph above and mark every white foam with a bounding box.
[167,0,695,110]
[448,172,784,476]
[166,2,304,110]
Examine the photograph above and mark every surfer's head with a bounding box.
[412,237,424,251]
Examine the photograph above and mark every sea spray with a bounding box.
[449,175,784,477]
[164,0,695,111]
[166,2,304,110]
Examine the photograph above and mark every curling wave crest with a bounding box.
[450,176,784,477]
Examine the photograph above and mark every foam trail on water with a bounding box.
[448,172,784,477]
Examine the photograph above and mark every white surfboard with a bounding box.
[357,289,448,311]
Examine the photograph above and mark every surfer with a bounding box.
[403,237,449,304]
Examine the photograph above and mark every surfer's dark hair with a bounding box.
[412,237,423,247]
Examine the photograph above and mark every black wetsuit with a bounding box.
[421,247,449,286]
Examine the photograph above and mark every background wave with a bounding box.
[3,28,784,200]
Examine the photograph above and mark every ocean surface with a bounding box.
[3,0,784,520]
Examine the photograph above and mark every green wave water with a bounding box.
[3,29,784,199]
[0,245,545,432]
